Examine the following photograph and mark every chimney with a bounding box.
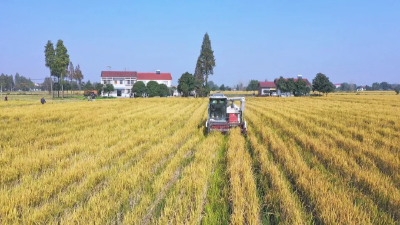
[156,70,160,74]
[297,75,302,79]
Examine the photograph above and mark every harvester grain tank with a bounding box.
[205,93,247,134]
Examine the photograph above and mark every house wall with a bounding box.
[101,77,136,97]
[258,87,277,96]
[100,77,172,97]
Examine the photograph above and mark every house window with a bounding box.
[114,81,117,85]
[120,80,123,84]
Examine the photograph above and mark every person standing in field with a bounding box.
[40,97,46,104]
[4,95,7,101]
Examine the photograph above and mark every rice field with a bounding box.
[0,94,399,224]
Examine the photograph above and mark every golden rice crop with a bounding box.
[0,94,398,224]
[226,128,260,224]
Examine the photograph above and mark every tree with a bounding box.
[372,82,380,90]
[220,84,225,91]
[274,76,288,93]
[132,81,147,97]
[66,62,75,94]
[312,73,335,96]
[207,81,215,89]
[194,33,216,96]
[53,82,61,91]
[159,84,169,97]
[83,80,92,90]
[53,40,70,98]
[169,86,177,96]
[178,72,196,97]
[0,73,14,91]
[104,84,114,97]
[44,40,55,98]
[147,81,160,97]
[392,84,400,94]
[194,59,204,85]
[394,86,400,95]
[238,81,244,91]
[340,83,349,91]
[95,83,104,96]
[348,82,356,91]
[295,78,308,96]
[14,73,34,91]
[339,82,356,92]
[246,80,259,93]
[74,64,84,90]
[286,78,296,95]
[380,82,390,90]
[207,80,219,91]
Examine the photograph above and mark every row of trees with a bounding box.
[206,81,236,91]
[274,73,335,96]
[0,73,35,91]
[365,82,396,91]
[132,81,170,97]
[0,73,16,91]
[338,83,357,91]
[44,39,83,98]
[274,77,311,96]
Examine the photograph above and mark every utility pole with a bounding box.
[1,83,2,98]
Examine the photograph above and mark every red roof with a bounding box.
[101,71,137,78]
[259,82,276,88]
[137,72,172,80]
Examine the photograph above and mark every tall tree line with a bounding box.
[44,40,83,98]
[0,73,15,91]
[0,73,35,91]
[193,33,216,96]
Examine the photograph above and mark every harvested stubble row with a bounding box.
[248,98,400,222]
[248,127,308,224]
[1,95,399,224]
[156,132,223,224]
[226,128,260,225]
[246,108,372,224]
[246,96,400,224]
[0,98,208,224]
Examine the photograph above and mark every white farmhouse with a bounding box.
[100,71,172,97]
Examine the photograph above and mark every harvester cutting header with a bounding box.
[206,93,247,134]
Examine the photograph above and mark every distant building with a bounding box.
[357,86,366,91]
[258,76,311,97]
[100,71,172,97]
[334,83,341,89]
[258,82,277,96]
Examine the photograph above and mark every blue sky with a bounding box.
[1,0,399,87]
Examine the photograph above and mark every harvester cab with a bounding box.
[206,93,247,134]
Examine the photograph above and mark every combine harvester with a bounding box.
[205,93,247,134]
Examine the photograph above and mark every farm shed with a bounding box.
[258,82,277,96]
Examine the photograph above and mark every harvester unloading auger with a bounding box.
[205,93,247,134]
